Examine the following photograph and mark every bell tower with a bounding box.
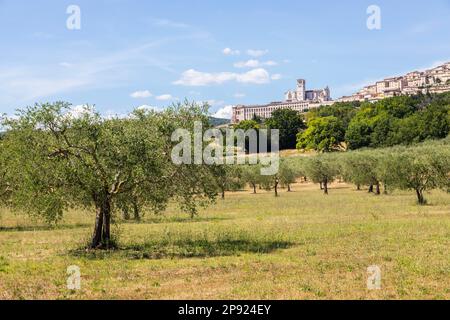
[296,79,306,101]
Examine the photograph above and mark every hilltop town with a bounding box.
[338,62,450,102]
[232,62,450,123]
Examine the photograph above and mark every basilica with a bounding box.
[231,79,332,124]
[285,79,331,103]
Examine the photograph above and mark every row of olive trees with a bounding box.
[290,139,450,204]
[215,159,306,198]
[0,102,220,249]
[218,138,449,205]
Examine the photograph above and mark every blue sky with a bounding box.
[0,0,449,118]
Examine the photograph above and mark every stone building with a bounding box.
[231,79,333,123]
[284,79,331,103]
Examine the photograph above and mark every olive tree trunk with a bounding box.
[133,199,140,221]
[91,196,112,249]
[416,188,426,205]
[323,178,329,195]
[375,182,381,195]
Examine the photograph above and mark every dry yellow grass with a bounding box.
[0,182,449,300]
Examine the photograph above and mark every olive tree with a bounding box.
[212,165,245,199]
[340,150,382,194]
[258,174,280,197]
[2,102,217,249]
[385,143,450,205]
[304,154,339,194]
[278,159,299,192]
[288,157,308,183]
[242,164,262,194]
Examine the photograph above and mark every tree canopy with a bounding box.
[345,93,450,150]
[296,116,345,152]
[265,109,305,150]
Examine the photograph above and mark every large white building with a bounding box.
[232,79,333,123]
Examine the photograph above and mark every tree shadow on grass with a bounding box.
[123,216,231,225]
[0,223,91,233]
[70,238,294,260]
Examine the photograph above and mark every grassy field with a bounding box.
[0,182,449,300]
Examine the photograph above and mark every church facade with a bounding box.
[285,79,331,103]
[231,79,332,124]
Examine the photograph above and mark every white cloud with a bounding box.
[234,60,278,68]
[247,49,269,57]
[263,60,278,66]
[234,59,260,68]
[66,104,95,119]
[237,69,271,84]
[156,94,176,101]
[130,90,152,98]
[223,48,240,56]
[67,105,129,120]
[271,74,282,80]
[174,68,270,86]
[103,110,130,120]
[213,105,234,119]
[136,105,164,112]
[234,93,246,98]
[65,105,133,120]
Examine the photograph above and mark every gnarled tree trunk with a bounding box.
[102,200,111,247]
[323,178,329,195]
[274,179,279,197]
[91,195,112,249]
[416,188,426,205]
[91,206,104,249]
[375,182,381,195]
[133,198,140,221]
